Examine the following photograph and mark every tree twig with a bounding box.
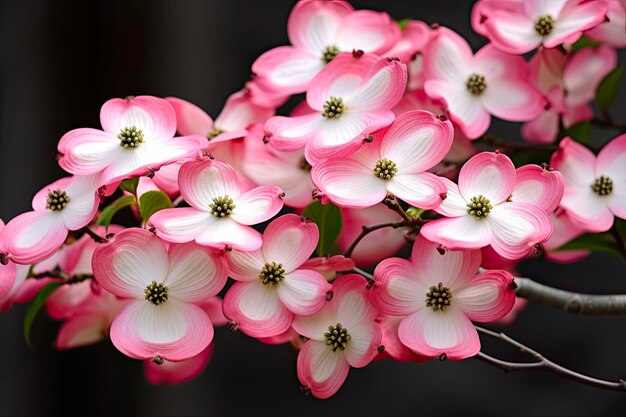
[81,226,108,244]
[475,326,626,392]
[382,195,413,224]
[343,220,408,258]
[28,269,94,285]
[514,277,626,315]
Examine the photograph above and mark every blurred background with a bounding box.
[1,0,625,415]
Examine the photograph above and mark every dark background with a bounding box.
[1,1,625,415]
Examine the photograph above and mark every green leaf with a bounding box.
[557,232,622,258]
[97,195,136,227]
[406,207,425,218]
[397,18,411,30]
[302,201,343,256]
[119,178,139,195]
[570,35,599,52]
[562,121,591,144]
[139,190,173,226]
[596,65,623,110]
[24,282,61,347]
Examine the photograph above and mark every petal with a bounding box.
[455,270,516,322]
[144,345,212,385]
[378,315,430,363]
[563,45,617,108]
[420,215,493,250]
[521,110,559,144]
[226,248,266,282]
[92,228,169,298]
[57,128,119,175]
[386,172,446,210]
[262,214,319,272]
[230,185,284,225]
[222,281,292,338]
[381,110,454,173]
[178,158,242,210]
[334,275,379,329]
[410,234,482,291]
[481,79,544,122]
[607,187,626,221]
[550,137,596,188]
[544,1,609,48]
[61,191,100,231]
[2,212,67,265]
[523,0,567,18]
[459,152,516,204]
[110,299,213,361]
[55,314,109,350]
[596,134,626,182]
[423,27,474,82]
[311,158,387,208]
[164,243,228,302]
[512,164,564,213]
[343,322,382,368]
[372,257,424,316]
[277,269,332,315]
[482,10,542,55]
[487,202,553,259]
[195,218,263,251]
[287,0,352,52]
[398,307,480,360]
[297,340,350,399]
[214,90,274,132]
[264,114,323,152]
[345,58,407,111]
[165,97,214,136]
[561,188,615,233]
[252,46,325,95]
[435,177,470,217]
[335,11,400,54]
[100,95,176,140]
[292,306,337,341]
[150,208,213,244]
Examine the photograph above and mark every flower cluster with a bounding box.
[0,0,625,399]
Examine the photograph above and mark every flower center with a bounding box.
[466,195,493,219]
[534,14,555,36]
[299,156,312,172]
[322,96,345,118]
[466,73,487,96]
[259,262,285,286]
[144,280,169,305]
[325,322,351,352]
[373,158,398,180]
[209,195,236,218]
[207,127,225,140]
[591,175,614,196]
[118,125,144,149]
[322,45,341,64]
[425,282,452,312]
[46,189,71,211]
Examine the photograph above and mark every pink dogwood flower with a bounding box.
[57,95,206,189]
[265,52,407,164]
[149,158,284,251]
[293,274,381,399]
[312,110,453,209]
[481,0,608,54]
[251,0,399,96]
[223,214,332,338]
[383,20,431,63]
[0,174,100,265]
[91,228,228,361]
[586,0,626,47]
[372,235,515,359]
[423,27,544,139]
[550,135,626,233]
[420,152,553,259]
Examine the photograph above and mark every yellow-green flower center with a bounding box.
[144,280,169,305]
[322,45,341,64]
[209,195,236,218]
[373,158,398,180]
[259,262,285,286]
[467,195,493,219]
[425,282,452,312]
[322,96,345,118]
[466,73,487,96]
[534,14,555,36]
[46,189,71,211]
[118,125,144,149]
[325,322,351,352]
[591,175,613,196]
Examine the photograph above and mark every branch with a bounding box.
[514,277,626,315]
[28,269,94,285]
[343,220,408,258]
[475,326,626,392]
[81,226,108,244]
[382,195,413,224]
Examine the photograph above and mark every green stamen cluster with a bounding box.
[325,323,351,352]
[466,195,493,219]
[466,73,487,96]
[373,158,398,180]
[118,125,144,149]
[46,189,70,211]
[209,195,236,218]
[144,281,169,305]
[534,15,555,36]
[207,127,225,140]
[259,262,285,286]
[322,45,341,63]
[591,175,614,196]
[322,96,345,118]
[425,282,452,312]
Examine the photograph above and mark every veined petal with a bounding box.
[223,281,292,338]
[459,152,516,205]
[455,270,515,322]
[92,228,169,298]
[335,10,399,54]
[2,211,67,265]
[262,214,319,273]
[195,218,263,251]
[150,208,213,244]
[563,45,617,108]
[481,79,544,122]
[178,158,242,210]
[387,172,446,210]
[423,27,474,82]
[110,299,213,361]
[550,137,596,188]
[435,177,469,217]
[420,215,493,250]
[596,134,626,183]
[544,1,609,48]
[561,188,615,233]
[265,114,323,152]
[343,322,382,368]
[165,97,214,136]
[482,10,541,55]
[230,185,284,225]
[287,0,352,52]
[297,340,350,399]
[277,269,332,315]
[372,257,424,316]
[100,95,176,140]
[346,58,407,111]
[512,164,564,213]
[57,128,119,175]
[226,248,267,282]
